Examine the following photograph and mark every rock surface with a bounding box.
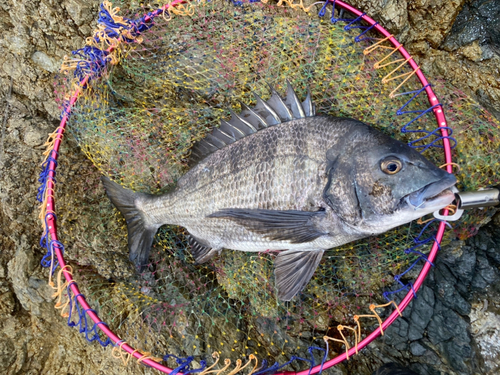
[362,215,500,375]
[0,0,499,374]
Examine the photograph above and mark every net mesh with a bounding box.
[51,0,500,370]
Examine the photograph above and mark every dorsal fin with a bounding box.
[267,85,293,121]
[189,83,315,165]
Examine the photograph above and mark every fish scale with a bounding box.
[148,117,351,247]
[102,84,457,300]
[172,122,325,207]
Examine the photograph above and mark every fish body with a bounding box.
[102,83,456,300]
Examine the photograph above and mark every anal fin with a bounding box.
[187,235,220,264]
[274,250,324,301]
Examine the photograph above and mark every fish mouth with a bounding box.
[405,173,457,211]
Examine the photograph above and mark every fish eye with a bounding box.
[381,158,403,175]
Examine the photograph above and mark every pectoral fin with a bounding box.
[207,208,327,243]
[274,250,324,301]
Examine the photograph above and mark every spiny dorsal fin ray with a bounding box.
[238,100,269,130]
[229,109,258,134]
[267,84,293,121]
[189,83,315,166]
[205,133,227,147]
[253,93,281,126]
[285,80,306,119]
[302,88,315,117]
[221,119,245,139]
[212,128,235,142]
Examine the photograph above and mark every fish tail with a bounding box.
[101,176,159,270]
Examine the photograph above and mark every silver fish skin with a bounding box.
[102,84,457,301]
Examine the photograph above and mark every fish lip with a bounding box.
[405,174,457,210]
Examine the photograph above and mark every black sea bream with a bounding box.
[102,83,457,300]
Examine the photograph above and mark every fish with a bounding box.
[102,82,457,301]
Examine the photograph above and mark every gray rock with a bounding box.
[31,51,59,73]
[428,303,469,346]
[384,318,410,351]
[409,286,435,330]
[432,263,471,316]
[449,246,476,282]
[442,0,500,55]
[474,254,500,285]
[408,362,444,375]
[409,341,426,356]
[408,323,423,342]
[441,339,473,373]
[483,225,500,265]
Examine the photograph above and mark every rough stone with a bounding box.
[473,254,500,286]
[0,282,16,316]
[428,302,470,345]
[470,298,500,372]
[31,51,59,73]
[441,338,473,373]
[409,341,426,356]
[408,362,443,375]
[442,0,500,54]
[432,262,471,316]
[0,336,16,371]
[7,235,53,316]
[446,244,476,282]
[409,285,434,330]
[383,317,409,351]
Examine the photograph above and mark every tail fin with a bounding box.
[101,176,159,270]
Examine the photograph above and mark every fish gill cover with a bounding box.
[50,0,500,371]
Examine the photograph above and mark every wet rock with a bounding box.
[428,301,469,345]
[407,286,434,341]
[471,254,500,290]
[442,0,500,55]
[408,362,443,375]
[409,341,426,357]
[383,316,409,351]
[432,263,471,316]
[359,214,500,375]
[442,242,476,282]
[372,362,421,375]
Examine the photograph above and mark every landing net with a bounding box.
[39,0,500,374]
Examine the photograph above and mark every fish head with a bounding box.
[324,124,457,234]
